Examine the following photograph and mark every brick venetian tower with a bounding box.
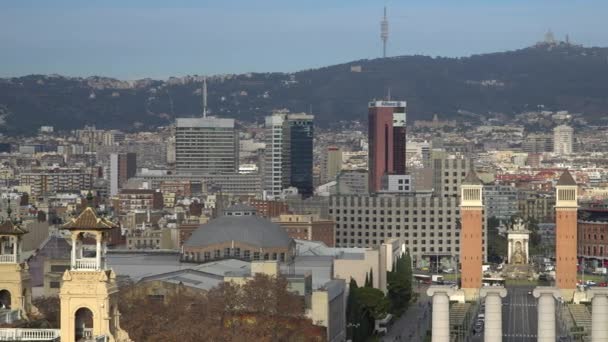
[460,165,484,299]
[555,170,578,295]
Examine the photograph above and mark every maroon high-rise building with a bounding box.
[368,101,406,193]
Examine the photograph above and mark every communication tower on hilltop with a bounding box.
[381,6,389,58]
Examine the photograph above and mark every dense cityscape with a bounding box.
[2,2,608,342]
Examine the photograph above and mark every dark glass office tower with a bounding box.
[287,114,314,198]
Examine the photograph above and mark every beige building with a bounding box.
[126,228,173,250]
[330,194,487,269]
[322,147,343,184]
[333,239,402,294]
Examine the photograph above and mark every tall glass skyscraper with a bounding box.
[287,114,314,198]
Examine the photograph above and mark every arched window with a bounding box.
[0,290,11,309]
[75,307,94,340]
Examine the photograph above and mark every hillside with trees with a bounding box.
[2,42,608,135]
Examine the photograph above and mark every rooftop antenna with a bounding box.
[202,77,208,118]
[381,6,389,58]
[387,87,392,101]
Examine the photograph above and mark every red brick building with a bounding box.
[272,214,335,247]
[249,199,290,218]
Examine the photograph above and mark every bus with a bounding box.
[482,277,505,287]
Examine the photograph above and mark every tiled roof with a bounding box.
[62,207,116,230]
[462,163,483,185]
[557,170,577,186]
[0,220,27,235]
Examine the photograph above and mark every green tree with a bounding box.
[355,287,390,320]
[487,216,507,263]
[368,268,374,288]
[346,278,360,340]
[387,252,413,316]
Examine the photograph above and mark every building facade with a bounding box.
[263,112,314,198]
[522,134,553,154]
[517,191,556,223]
[117,189,164,214]
[553,125,574,155]
[336,170,369,195]
[483,185,519,222]
[263,113,287,197]
[175,117,238,173]
[20,169,93,198]
[368,100,407,193]
[432,156,471,198]
[272,214,335,247]
[322,147,343,184]
[109,152,137,196]
[286,114,314,197]
[329,194,486,268]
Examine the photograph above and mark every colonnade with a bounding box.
[427,285,608,342]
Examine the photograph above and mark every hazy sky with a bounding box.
[1,0,606,79]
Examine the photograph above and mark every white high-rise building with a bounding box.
[263,113,287,198]
[553,125,573,155]
[175,117,238,173]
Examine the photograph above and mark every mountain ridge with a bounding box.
[2,42,608,135]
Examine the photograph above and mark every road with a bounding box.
[502,286,538,341]
[381,284,431,342]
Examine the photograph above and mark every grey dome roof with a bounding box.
[184,215,292,249]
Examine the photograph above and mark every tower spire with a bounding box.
[202,76,208,118]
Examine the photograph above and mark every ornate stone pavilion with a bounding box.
[60,207,132,342]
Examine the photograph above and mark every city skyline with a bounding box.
[1,0,607,79]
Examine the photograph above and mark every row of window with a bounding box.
[336,230,457,238]
[336,216,452,223]
[336,239,459,253]
[331,209,459,215]
[579,245,606,256]
[335,223,477,231]
[183,248,287,262]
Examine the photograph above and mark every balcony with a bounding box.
[74,258,98,270]
[0,255,16,263]
[0,328,60,341]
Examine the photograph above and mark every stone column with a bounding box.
[95,233,102,270]
[71,234,77,269]
[589,288,608,342]
[508,239,512,263]
[480,287,507,342]
[427,286,455,342]
[533,287,561,342]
